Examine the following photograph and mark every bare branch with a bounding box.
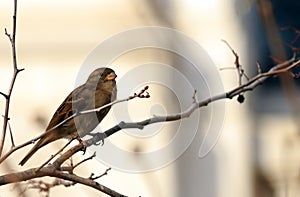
[4,28,12,43]
[0,92,8,99]
[0,0,25,157]
[222,39,250,85]
[92,56,300,143]
[8,122,15,148]
[256,61,262,74]
[37,55,299,156]
[89,168,112,180]
[73,151,96,169]
[0,166,127,197]
[219,67,236,71]
[192,89,197,103]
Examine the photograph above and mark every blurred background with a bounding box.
[0,0,300,196]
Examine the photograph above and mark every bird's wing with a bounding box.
[46,85,87,131]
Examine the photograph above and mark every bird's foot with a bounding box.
[87,132,107,146]
[75,136,87,154]
[82,141,88,155]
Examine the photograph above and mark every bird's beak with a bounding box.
[105,72,117,81]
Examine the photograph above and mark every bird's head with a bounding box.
[86,67,117,93]
[87,67,117,83]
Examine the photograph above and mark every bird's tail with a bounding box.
[19,131,58,166]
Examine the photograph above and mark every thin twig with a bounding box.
[36,138,76,172]
[0,92,8,99]
[8,122,15,148]
[73,151,96,169]
[89,168,112,180]
[256,61,262,74]
[219,66,236,71]
[192,89,197,103]
[222,39,248,85]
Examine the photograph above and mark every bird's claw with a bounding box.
[82,140,87,155]
[76,136,87,154]
[95,133,106,146]
[95,139,104,146]
[88,132,106,146]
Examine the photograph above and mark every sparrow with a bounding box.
[19,67,117,166]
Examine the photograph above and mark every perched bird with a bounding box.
[19,67,117,166]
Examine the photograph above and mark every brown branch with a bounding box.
[227,59,300,97]
[0,166,127,197]
[57,152,98,173]
[52,142,86,169]
[8,122,15,148]
[0,0,24,157]
[222,40,243,85]
[0,92,8,99]
[86,56,300,141]
[37,53,296,159]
